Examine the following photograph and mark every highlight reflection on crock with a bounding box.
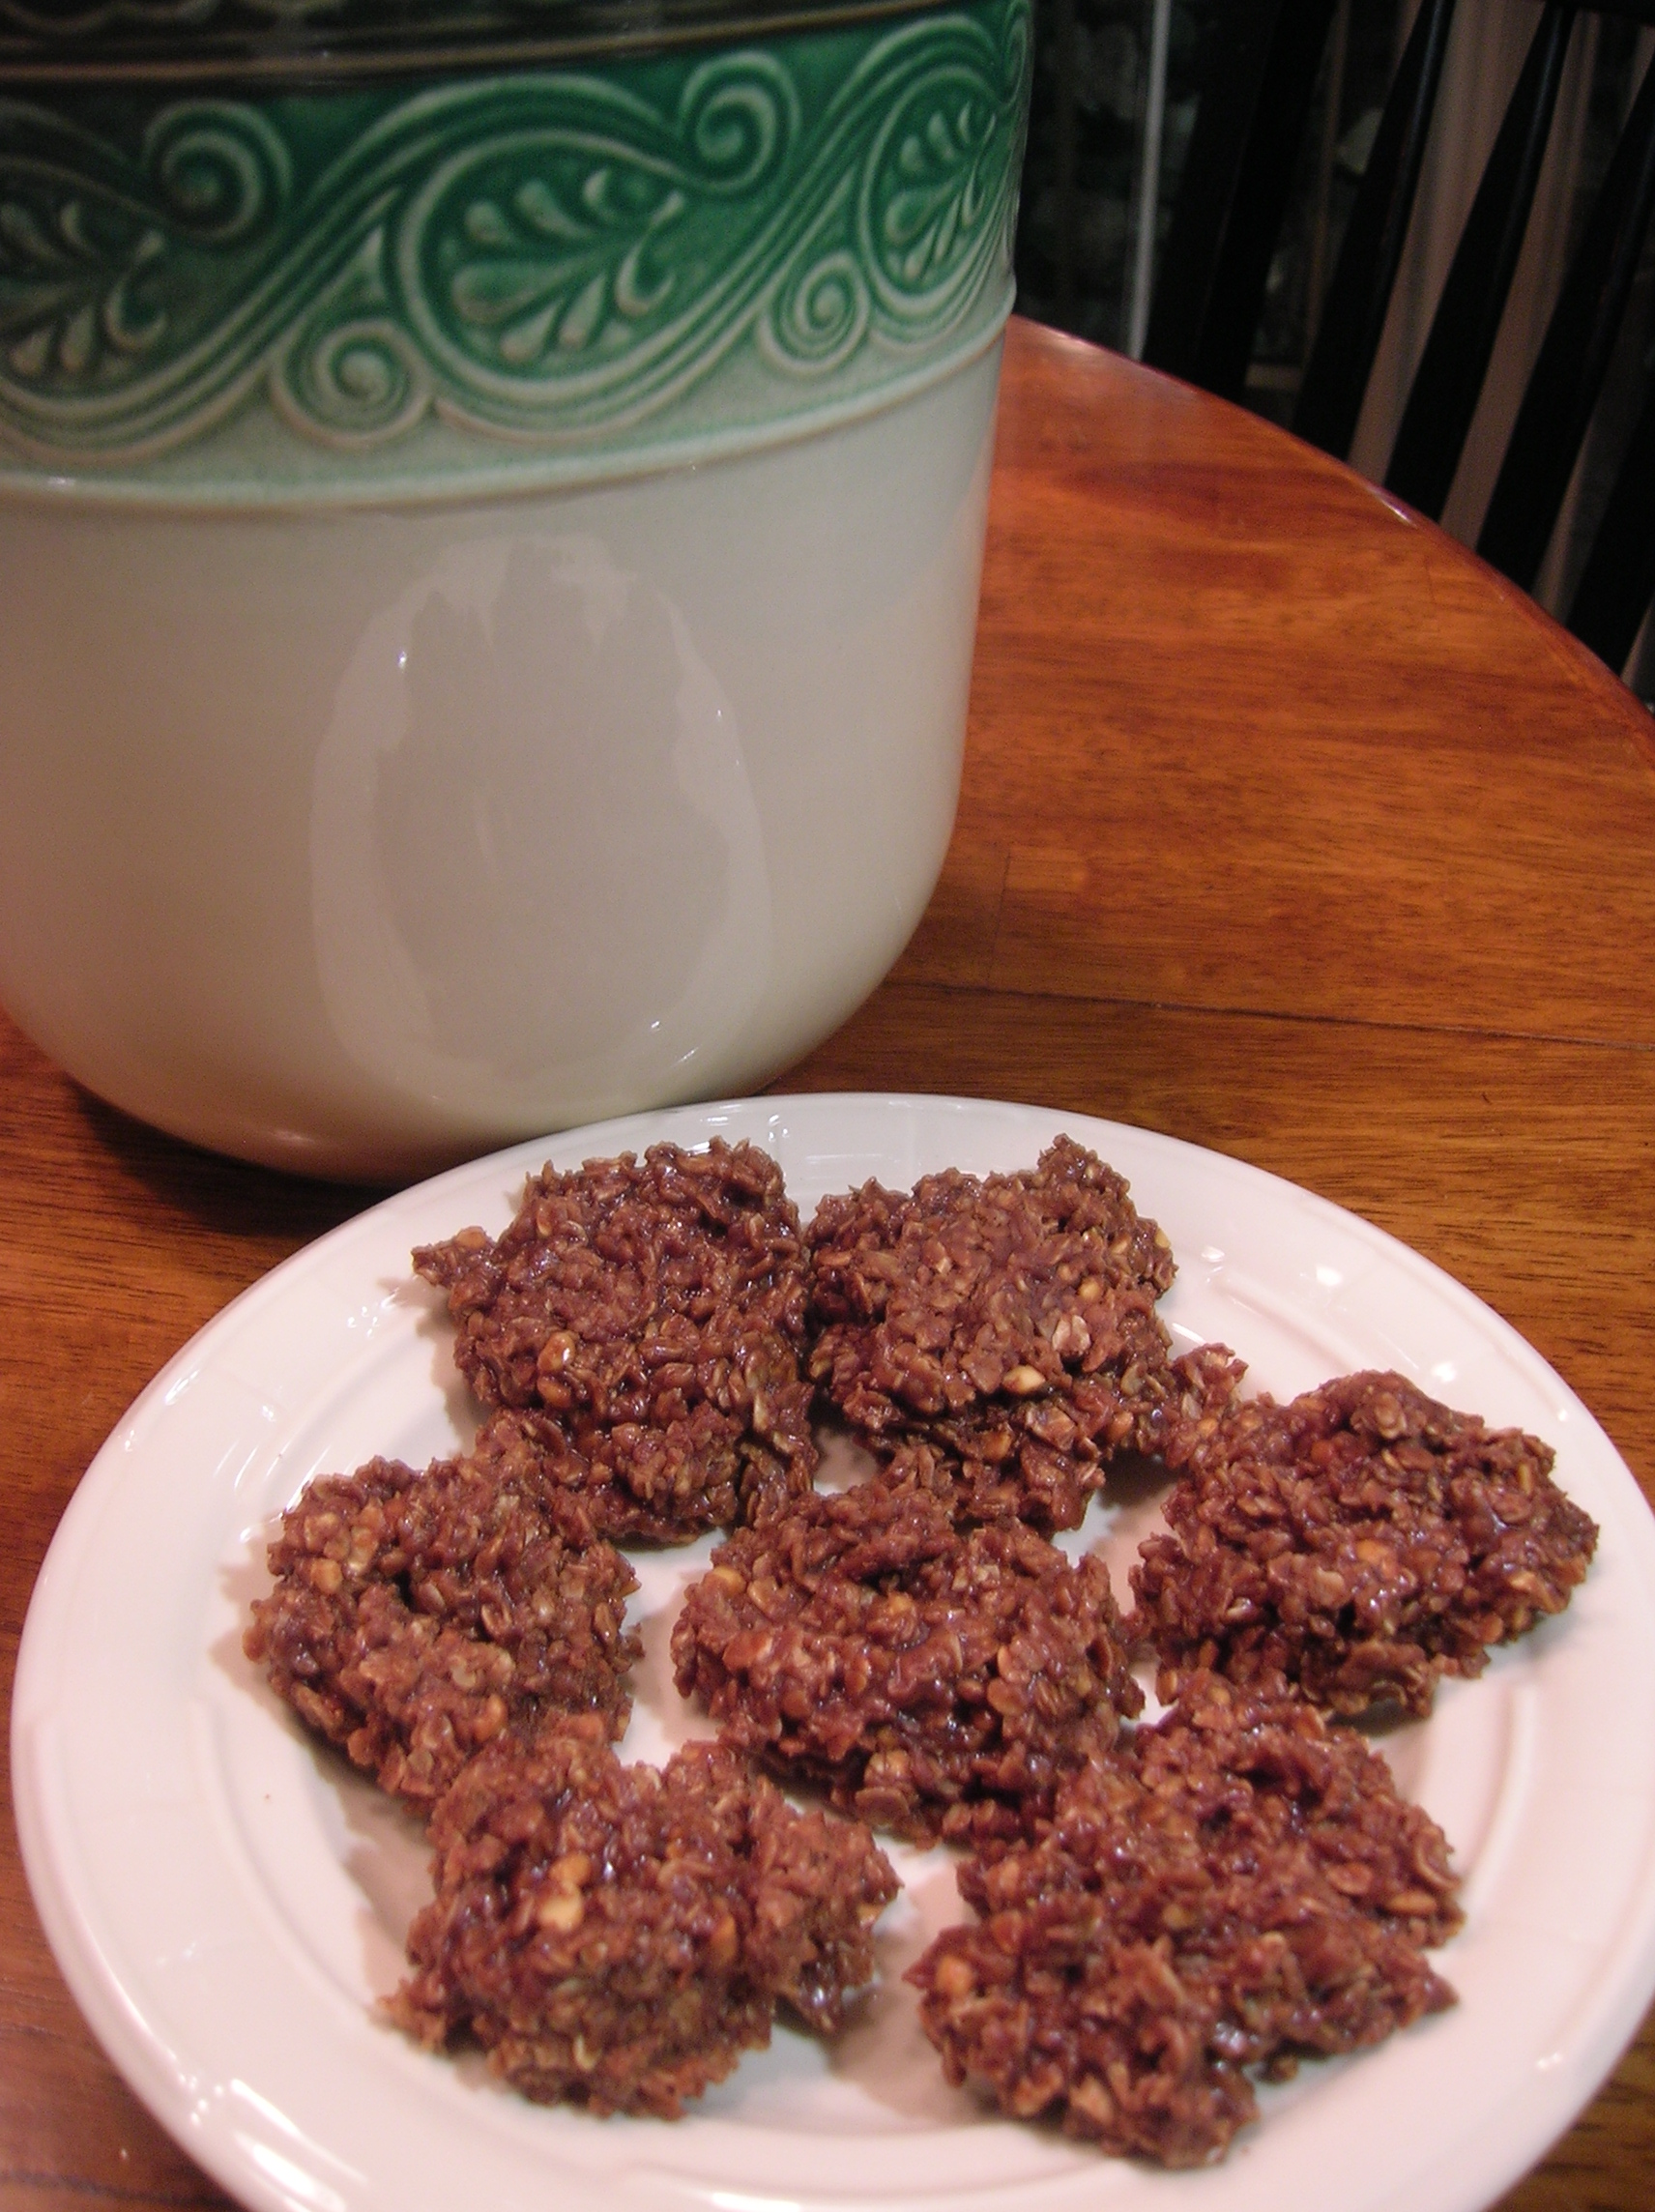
[311,534,771,1106]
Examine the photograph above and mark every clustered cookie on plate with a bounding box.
[243,1133,1598,2164]
[388,1717,898,2117]
[242,1450,643,1806]
[805,1136,1246,1529]
[669,1474,1142,1846]
[909,1672,1463,2166]
[1128,1368,1599,1718]
[412,1140,818,1541]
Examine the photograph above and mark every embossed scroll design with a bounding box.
[0,0,1029,467]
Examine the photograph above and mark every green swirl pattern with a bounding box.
[0,0,1029,492]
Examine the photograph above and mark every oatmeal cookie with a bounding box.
[1129,1370,1597,1716]
[244,1451,640,1805]
[388,1718,898,2115]
[672,1476,1142,1844]
[910,1674,1460,2166]
[805,1137,1242,1527]
[414,1140,817,1541]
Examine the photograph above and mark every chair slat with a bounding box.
[1384,1,1574,520]
[1567,362,1655,673]
[1478,47,1655,590]
[1293,0,1459,460]
[1143,0,1337,400]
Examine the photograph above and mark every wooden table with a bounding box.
[3,314,1652,2212]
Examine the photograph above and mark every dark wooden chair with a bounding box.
[1142,0,1655,679]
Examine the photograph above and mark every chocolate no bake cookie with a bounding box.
[245,1450,640,1805]
[388,1719,898,2115]
[672,1475,1142,1843]
[805,1137,1242,1528]
[1129,1370,1598,1716]
[415,1140,818,1541]
[910,1674,1462,2166]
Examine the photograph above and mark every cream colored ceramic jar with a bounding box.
[0,0,1030,1179]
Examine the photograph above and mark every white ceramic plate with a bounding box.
[15,1093,1655,2212]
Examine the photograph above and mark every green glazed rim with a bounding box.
[0,0,1030,504]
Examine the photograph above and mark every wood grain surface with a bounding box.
[3,315,1652,2212]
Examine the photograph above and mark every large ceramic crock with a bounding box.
[0,0,1031,1179]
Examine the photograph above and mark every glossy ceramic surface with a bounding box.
[0,1,1026,1175]
[0,348,1000,1176]
[15,1094,1655,2212]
